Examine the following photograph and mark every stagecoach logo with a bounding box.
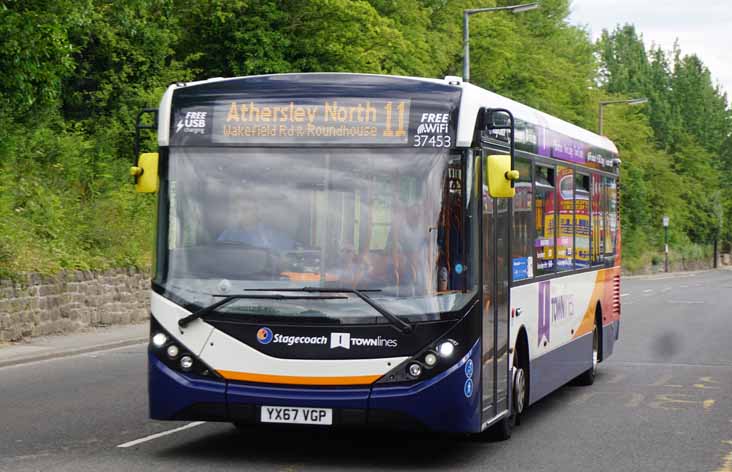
[255,328,397,349]
[175,111,208,135]
[256,327,273,344]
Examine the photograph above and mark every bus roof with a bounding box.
[454,80,618,155]
[158,73,618,158]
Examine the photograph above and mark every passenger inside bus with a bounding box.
[216,195,298,251]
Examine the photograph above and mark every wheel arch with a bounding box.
[595,301,604,362]
[513,325,530,406]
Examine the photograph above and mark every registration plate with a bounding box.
[260,406,333,425]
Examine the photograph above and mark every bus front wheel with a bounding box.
[488,345,528,441]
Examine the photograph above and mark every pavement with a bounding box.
[0,324,148,368]
[1,269,731,471]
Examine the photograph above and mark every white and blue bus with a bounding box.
[132,73,621,439]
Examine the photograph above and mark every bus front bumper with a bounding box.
[149,341,482,433]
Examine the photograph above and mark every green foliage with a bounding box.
[0,0,87,120]
[0,0,730,276]
[597,24,731,270]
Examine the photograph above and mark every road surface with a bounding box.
[1,269,731,471]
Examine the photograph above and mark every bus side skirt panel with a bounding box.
[602,319,620,360]
[528,333,593,405]
[369,339,482,433]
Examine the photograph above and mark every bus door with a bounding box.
[479,109,515,425]
[481,158,511,423]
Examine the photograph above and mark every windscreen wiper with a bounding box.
[243,287,414,334]
[178,293,347,327]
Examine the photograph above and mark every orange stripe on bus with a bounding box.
[217,370,382,386]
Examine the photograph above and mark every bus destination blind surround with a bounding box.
[171,95,458,148]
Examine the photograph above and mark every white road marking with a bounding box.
[650,373,673,387]
[607,373,626,384]
[117,422,205,448]
[621,293,631,297]
[668,300,705,304]
[624,393,644,408]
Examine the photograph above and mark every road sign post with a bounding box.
[663,216,670,273]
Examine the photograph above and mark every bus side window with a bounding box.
[511,158,533,281]
[604,176,617,262]
[575,173,591,269]
[534,165,555,276]
[556,166,574,272]
[591,174,605,264]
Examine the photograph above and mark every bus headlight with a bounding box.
[152,333,167,348]
[424,352,438,367]
[149,315,221,379]
[180,356,194,371]
[166,344,180,359]
[408,363,422,378]
[437,340,455,357]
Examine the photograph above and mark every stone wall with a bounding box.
[0,269,149,343]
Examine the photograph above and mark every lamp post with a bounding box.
[463,3,539,83]
[598,98,648,136]
[663,215,670,273]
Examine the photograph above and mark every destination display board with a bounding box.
[169,74,462,148]
[212,98,411,145]
[172,96,457,148]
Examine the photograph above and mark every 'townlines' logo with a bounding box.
[330,332,350,349]
[329,332,398,349]
[538,281,550,346]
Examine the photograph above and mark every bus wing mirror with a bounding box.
[485,109,511,129]
[485,154,518,198]
[130,152,159,193]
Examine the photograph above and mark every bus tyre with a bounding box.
[513,361,527,425]
[488,350,526,441]
[233,422,251,433]
[576,323,599,386]
[490,411,514,441]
